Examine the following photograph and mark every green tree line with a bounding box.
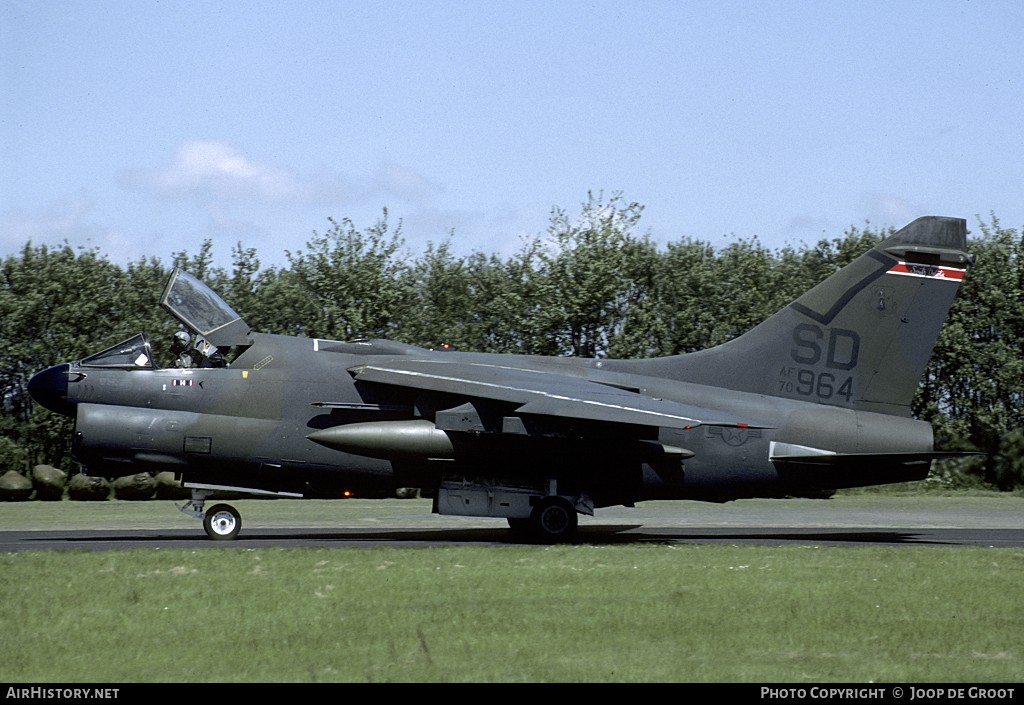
[2,194,1021,489]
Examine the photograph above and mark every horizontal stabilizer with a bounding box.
[771,448,984,491]
[770,451,983,467]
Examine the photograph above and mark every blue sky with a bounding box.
[2,0,1021,270]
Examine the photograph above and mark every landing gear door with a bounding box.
[160,268,254,348]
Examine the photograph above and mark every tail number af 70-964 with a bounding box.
[778,323,860,402]
[778,367,854,402]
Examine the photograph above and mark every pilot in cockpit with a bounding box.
[171,331,200,369]
[171,331,228,368]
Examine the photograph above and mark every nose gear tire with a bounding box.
[203,503,241,540]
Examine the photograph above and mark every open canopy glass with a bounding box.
[159,268,253,347]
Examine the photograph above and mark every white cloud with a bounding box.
[124,140,356,206]
[123,141,455,216]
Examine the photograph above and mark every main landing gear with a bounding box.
[177,489,242,540]
[535,496,579,537]
[436,476,589,543]
[507,496,579,542]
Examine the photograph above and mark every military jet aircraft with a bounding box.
[28,216,975,541]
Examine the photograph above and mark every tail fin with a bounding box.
[644,216,973,416]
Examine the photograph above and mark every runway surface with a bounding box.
[1,496,1020,551]
[1,526,1021,552]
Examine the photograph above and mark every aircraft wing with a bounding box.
[349,360,757,430]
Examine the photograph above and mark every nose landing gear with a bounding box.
[203,503,242,540]
[177,489,242,540]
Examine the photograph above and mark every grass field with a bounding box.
[1,495,1022,683]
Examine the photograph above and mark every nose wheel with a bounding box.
[203,503,242,540]
[177,489,243,540]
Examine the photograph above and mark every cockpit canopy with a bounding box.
[159,268,253,348]
[77,270,252,372]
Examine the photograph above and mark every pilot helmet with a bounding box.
[173,331,191,348]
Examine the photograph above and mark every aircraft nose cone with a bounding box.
[27,363,76,417]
